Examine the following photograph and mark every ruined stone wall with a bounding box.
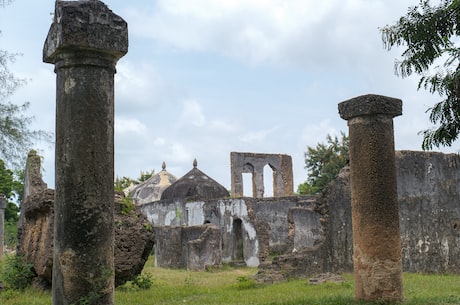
[140,196,316,267]
[320,150,460,274]
[396,151,460,273]
[257,150,460,282]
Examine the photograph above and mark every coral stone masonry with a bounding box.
[339,94,404,302]
[43,1,128,304]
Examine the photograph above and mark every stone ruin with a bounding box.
[230,152,294,198]
[17,151,155,288]
[138,147,460,281]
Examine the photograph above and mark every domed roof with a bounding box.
[160,159,230,201]
[130,162,177,204]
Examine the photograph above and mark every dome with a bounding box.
[130,162,177,204]
[160,159,230,201]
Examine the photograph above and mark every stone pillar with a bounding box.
[43,1,128,305]
[0,194,6,259]
[338,94,403,302]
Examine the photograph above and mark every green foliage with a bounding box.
[0,159,22,247]
[381,0,460,150]
[120,196,135,215]
[235,276,257,290]
[114,176,137,192]
[137,169,155,183]
[131,273,153,290]
[0,255,34,291]
[114,169,154,192]
[4,219,18,247]
[298,132,349,195]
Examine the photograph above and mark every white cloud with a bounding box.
[177,99,206,127]
[126,0,406,69]
[115,116,148,135]
[115,60,182,116]
[239,126,279,143]
[169,142,192,163]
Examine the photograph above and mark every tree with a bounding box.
[381,0,460,150]
[0,159,21,221]
[0,1,49,169]
[297,132,349,195]
[114,169,155,192]
[0,158,22,246]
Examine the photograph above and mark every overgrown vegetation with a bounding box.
[119,196,134,215]
[1,256,459,304]
[0,255,34,291]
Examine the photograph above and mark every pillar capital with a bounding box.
[338,94,402,121]
[43,0,128,65]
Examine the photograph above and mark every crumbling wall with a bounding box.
[230,152,294,198]
[396,150,460,273]
[257,150,460,283]
[155,224,221,271]
[140,196,316,267]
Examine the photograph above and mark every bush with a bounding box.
[0,255,34,290]
[131,273,153,290]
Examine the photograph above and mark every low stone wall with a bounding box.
[155,224,221,270]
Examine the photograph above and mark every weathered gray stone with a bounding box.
[113,192,155,286]
[396,151,460,273]
[43,1,128,303]
[154,224,221,270]
[130,162,177,204]
[339,94,403,302]
[17,189,155,289]
[230,152,294,198]
[161,160,229,201]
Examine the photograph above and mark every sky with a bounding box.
[0,0,457,195]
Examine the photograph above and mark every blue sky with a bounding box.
[0,0,457,194]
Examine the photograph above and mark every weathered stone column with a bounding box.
[0,194,6,259]
[338,94,403,302]
[43,1,128,304]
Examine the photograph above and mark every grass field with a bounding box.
[1,256,460,305]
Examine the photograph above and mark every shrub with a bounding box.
[131,273,153,290]
[0,255,34,290]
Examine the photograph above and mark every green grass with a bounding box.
[1,256,460,305]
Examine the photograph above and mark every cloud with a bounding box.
[126,0,407,70]
[239,126,279,143]
[115,60,183,116]
[115,116,148,135]
[177,99,206,127]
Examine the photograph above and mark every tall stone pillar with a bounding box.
[0,194,6,259]
[43,1,128,304]
[338,94,403,302]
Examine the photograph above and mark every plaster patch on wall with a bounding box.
[147,214,158,225]
[243,220,257,240]
[232,199,248,217]
[186,201,205,225]
[246,256,260,267]
[165,210,176,226]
